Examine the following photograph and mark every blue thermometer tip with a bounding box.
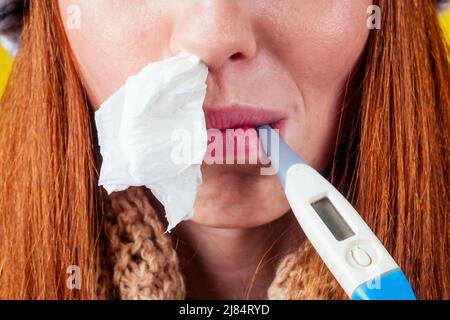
[258,124,306,189]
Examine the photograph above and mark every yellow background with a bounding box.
[0,45,13,97]
[1,9,450,98]
[442,8,450,43]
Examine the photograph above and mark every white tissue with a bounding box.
[95,52,208,231]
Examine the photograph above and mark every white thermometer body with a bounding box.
[258,125,416,300]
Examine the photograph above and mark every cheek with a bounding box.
[259,0,371,88]
[59,0,173,108]
[259,1,371,169]
[293,6,369,87]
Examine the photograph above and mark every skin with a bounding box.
[59,0,371,299]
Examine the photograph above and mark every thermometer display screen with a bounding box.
[311,197,355,241]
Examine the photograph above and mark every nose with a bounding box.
[169,0,257,70]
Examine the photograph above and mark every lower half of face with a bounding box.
[60,0,371,228]
[193,80,345,228]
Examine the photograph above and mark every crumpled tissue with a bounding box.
[95,52,208,232]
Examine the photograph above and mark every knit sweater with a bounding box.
[98,187,339,300]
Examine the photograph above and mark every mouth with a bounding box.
[204,105,286,131]
[203,105,286,164]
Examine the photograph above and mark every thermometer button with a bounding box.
[350,246,373,267]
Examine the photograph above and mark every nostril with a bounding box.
[230,52,244,61]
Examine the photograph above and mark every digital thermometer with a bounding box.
[258,125,416,300]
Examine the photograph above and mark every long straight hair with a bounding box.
[328,0,450,299]
[0,0,449,299]
[354,0,450,299]
[0,0,103,299]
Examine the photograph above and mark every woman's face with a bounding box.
[59,0,371,228]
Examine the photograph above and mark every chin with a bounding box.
[191,164,291,229]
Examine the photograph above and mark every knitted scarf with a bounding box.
[98,187,339,300]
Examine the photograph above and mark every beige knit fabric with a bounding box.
[268,241,340,300]
[97,187,186,300]
[97,186,340,300]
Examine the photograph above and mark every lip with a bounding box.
[203,105,286,164]
[204,105,286,131]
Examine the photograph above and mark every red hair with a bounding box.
[0,0,448,299]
